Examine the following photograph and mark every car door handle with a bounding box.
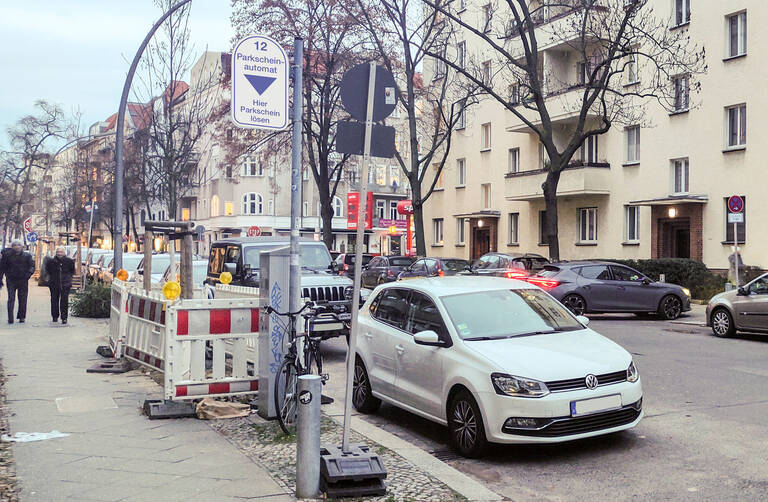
[617,286,626,291]
[364,332,373,339]
[395,344,405,355]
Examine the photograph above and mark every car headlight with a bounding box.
[682,287,691,298]
[491,373,549,398]
[627,361,639,383]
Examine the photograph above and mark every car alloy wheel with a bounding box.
[448,390,487,458]
[660,295,682,320]
[711,308,735,338]
[352,358,381,413]
[562,294,586,316]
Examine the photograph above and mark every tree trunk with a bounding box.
[542,169,562,262]
[410,175,426,256]
[321,205,334,250]
[129,208,140,246]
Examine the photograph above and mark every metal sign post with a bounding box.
[288,38,304,332]
[727,195,744,287]
[342,62,377,453]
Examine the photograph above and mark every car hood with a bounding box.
[709,290,736,303]
[463,329,631,381]
[301,274,353,287]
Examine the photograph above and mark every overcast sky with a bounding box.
[0,0,233,151]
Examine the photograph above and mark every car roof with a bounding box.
[480,252,547,259]
[552,260,626,268]
[380,276,535,297]
[213,237,321,245]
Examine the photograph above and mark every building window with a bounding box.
[507,148,520,173]
[456,101,466,129]
[481,184,491,209]
[376,200,385,219]
[268,199,274,215]
[726,104,746,148]
[508,213,519,244]
[481,123,491,150]
[580,135,598,164]
[724,196,746,244]
[509,83,520,104]
[538,210,547,245]
[434,45,447,79]
[242,157,262,176]
[457,158,466,186]
[242,193,263,215]
[673,75,689,112]
[539,143,549,168]
[333,196,343,218]
[625,206,640,242]
[181,208,190,221]
[390,165,400,186]
[224,201,234,216]
[457,41,466,69]
[482,61,491,86]
[727,12,747,58]
[434,163,444,189]
[211,195,220,217]
[433,218,444,245]
[389,201,398,220]
[482,4,492,32]
[675,0,690,26]
[577,61,588,85]
[456,219,465,245]
[671,158,689,194]
[578,207,598,243]
[625,126,640,163]
[626,50,639,84]
[303,167,309,181]
[302,201,309,217]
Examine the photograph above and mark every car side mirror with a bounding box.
[223,262,237,275]
[737,286,749,296]
[576,315,590,327]
[414,330,443,346]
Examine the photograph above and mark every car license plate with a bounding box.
[570,394,622,417]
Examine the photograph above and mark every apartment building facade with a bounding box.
[423,0,764,271]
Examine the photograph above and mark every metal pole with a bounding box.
[734,221,739,287]
[289,38,304,318]
[342,62,377,453]
[113,0,191,272]
[87,201,94,249]
[296,374,321,498]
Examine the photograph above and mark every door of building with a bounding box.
[472,227,490,260]
[675,228,690,258]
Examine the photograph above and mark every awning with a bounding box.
[628,194,708,206]
[452,210,501,218]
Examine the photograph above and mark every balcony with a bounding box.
[506,84,602,133]
[505,162,611,201]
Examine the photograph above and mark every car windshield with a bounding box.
[441,288,584,340]
[122,256,144,271]
[443,259,470,272]
[193,263,207,284]
[389,257,414,267]
[145,255,180,275]
[244,243,331,270]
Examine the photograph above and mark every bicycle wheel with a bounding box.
[274,358,299,434]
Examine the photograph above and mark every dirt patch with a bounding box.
[0,360,20,501]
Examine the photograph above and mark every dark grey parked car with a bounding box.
[360,255,415,288]
[529,261,692,320]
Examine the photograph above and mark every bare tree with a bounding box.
[1,100,66,247]
[423,0,705,260]
[133,0,221,220]
[231,0,365,248]
[354,0,480,255]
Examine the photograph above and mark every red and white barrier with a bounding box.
[108,279,131,358]
[214,283,259,299]
[122,291,172,373]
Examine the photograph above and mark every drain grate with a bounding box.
[429,449,462,462]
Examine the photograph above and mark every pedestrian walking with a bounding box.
[0,240,35,324]
[46,246,75,325]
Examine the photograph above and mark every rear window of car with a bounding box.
[389,257,414,267]
[537,266,561,278]
[344,255,373,265]
[528,257,550,270]
[443,259,469,271]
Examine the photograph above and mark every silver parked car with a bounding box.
[706,273,768,337]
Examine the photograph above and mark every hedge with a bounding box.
[595,258,725,301]
[71,283,111,318]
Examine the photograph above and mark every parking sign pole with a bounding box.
[734,221,739,287]
[342,62,377,453]
[289,38,304,326]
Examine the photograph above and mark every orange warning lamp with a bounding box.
[116,269,129,281]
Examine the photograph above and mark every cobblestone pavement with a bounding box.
[210,414,467,502]
[0,360,20,502]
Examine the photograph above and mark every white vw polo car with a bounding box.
[352,276,643,457]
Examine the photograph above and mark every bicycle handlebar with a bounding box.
[264,301,313,318]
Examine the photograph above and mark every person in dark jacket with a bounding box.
[0,240,35,324]
[46,246,75,324]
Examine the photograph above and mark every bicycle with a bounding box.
[266,301,350,434]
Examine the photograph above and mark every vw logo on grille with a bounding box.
[585,374,599,389]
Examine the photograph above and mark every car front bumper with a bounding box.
[477,379,644,444]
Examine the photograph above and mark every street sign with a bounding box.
[247,225,261,237]
[23,218,32,233]
[85,203,98,213]
[728,213,744,224]
[727,195,744,213]
[336,121,395,158]
[340,64,398,122]
[27,232,38,243]
[231,35,289,130]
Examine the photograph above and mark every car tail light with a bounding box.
[505,269,526,279]
[527,277,560,289]
[387,269,394,277]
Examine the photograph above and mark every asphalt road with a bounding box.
[319,309,768,501]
